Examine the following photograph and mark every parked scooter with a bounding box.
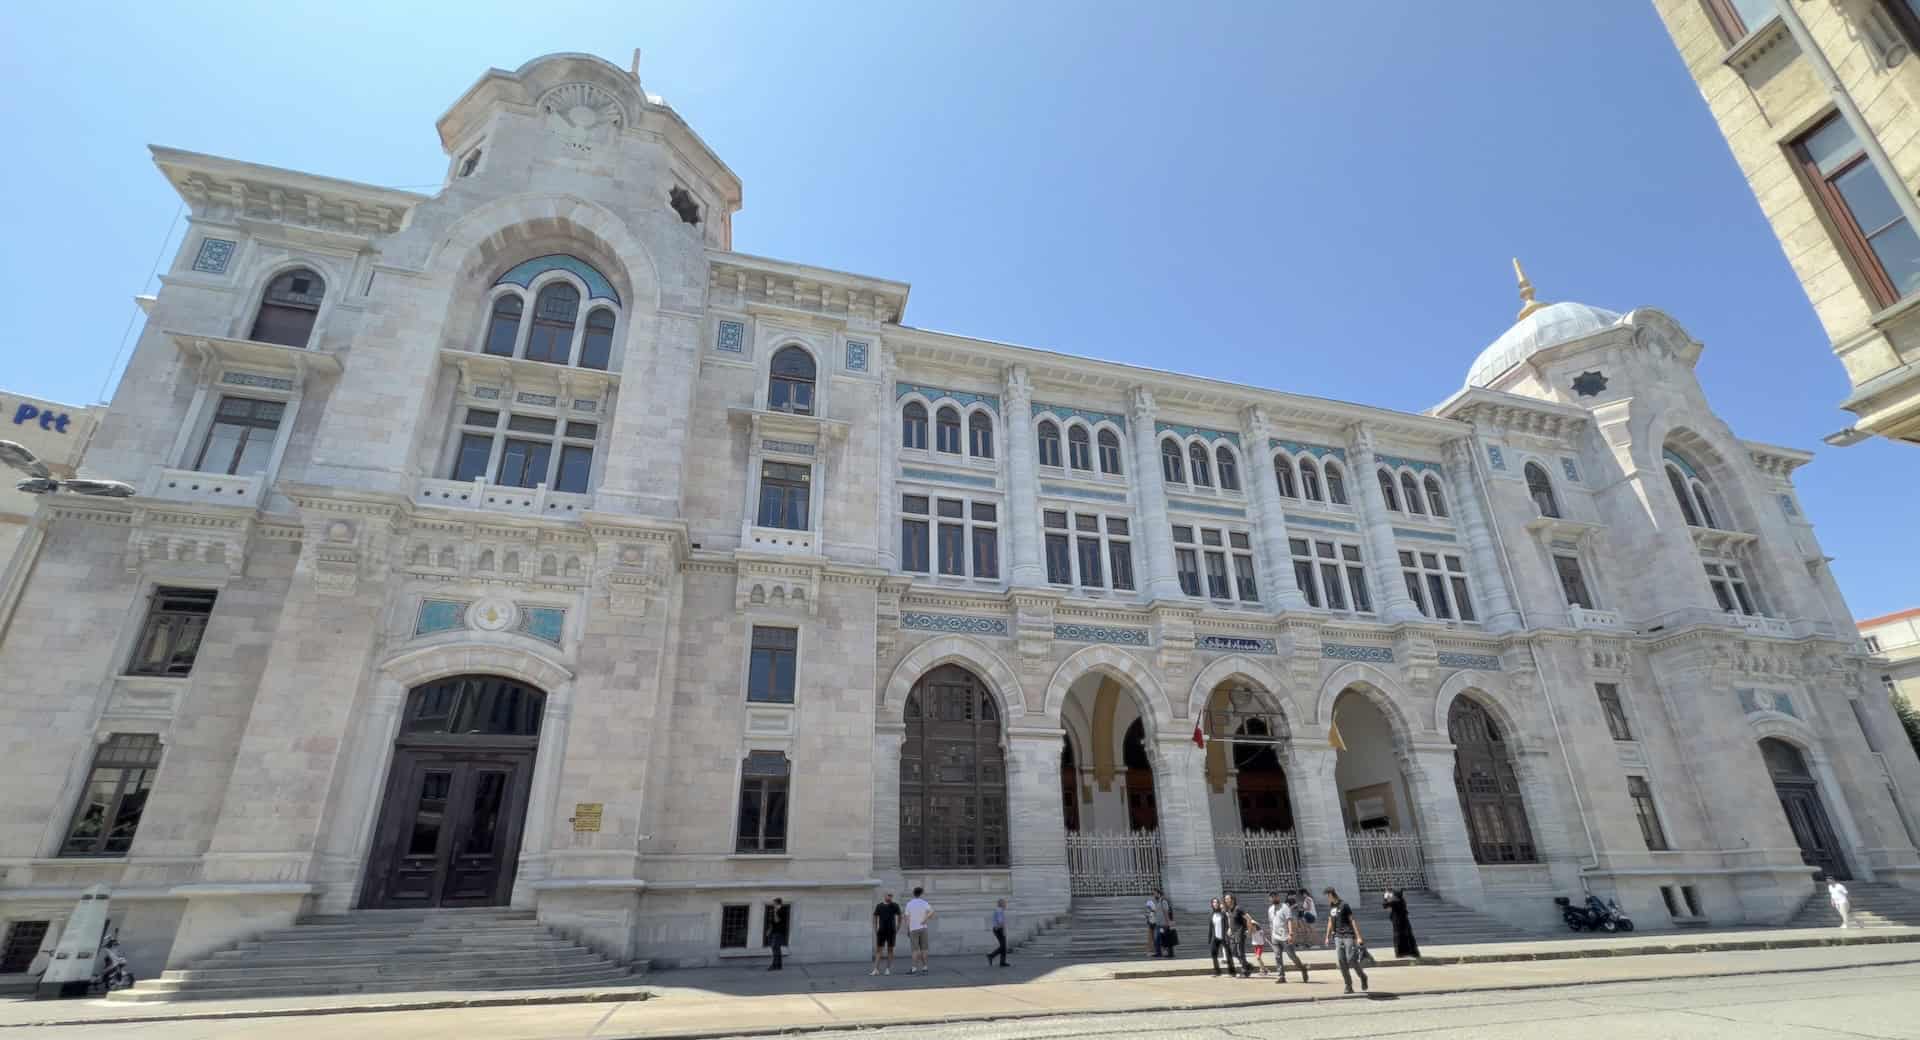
[1554,894,1635,932]
[94,929,135,993]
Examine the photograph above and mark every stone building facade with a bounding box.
[2,53,1917,979]
[1654,0,1920,445]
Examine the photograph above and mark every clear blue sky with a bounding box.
[1,2,1913,619]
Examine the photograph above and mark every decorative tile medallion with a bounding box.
[1436,651,1501,671]
[1271,440,1347,463]
[517,605,566,645]
[1778,493,1798,518]
[895,382,1001,415]
[1054,623,1149,646]
[192,237,236,275]
[1196,635,1276,655]
[1571,371,1608,397]
[901,612,1009,636]
[1486,445,1506,471]
[515,392,557,407]
[471,386,502,400]
[1560,457,1580,482]
[414,598,467,636]
[1155,421,1240,447]
[221,371,294,392]
[762,438,816,457]
[717,320,746,353]
[845,340,869,372]
[1322,643,1393,663]
[1034,403,1127,431]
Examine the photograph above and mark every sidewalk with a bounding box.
[2,926,1916,1037]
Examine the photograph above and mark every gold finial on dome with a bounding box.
[1513,257,1545,320]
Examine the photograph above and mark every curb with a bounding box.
[0,988,651,1029]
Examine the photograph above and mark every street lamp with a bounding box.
[0,440,135,498]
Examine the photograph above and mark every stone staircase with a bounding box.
[109,908,633,1002]
[1789,882,1920,929]
[1017,891,1534,960]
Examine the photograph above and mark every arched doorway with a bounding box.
[1233,718,1294,833]
[899,664,1009,869]
[1332,687,1426,889]
[1060,736,1081,833]
[362,674,545,908]
[1122,719,1158,831]
[1761,738,1850,879]
[1447,697,1536,863]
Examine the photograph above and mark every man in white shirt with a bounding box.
[1268,892,1307,983]
[1826,876,1851,929]
[904,886,936,974]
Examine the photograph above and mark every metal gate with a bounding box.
[1347,830,1427,890]
[1215,830,1301,895]
[1065,830,1164,896]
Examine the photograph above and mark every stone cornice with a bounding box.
[1432,387,1591,443]
[152,146,418,237]
[708,252,909,325]
[1742,439,1814,479]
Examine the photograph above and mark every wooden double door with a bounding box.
[1775,780,1850,880]
[363,745,536,908]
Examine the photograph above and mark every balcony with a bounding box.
[1729,612,1793,638]
[1568,605,1626,632]
[414,477,591,519]
[744,524,816,555]
[146,468,263,508]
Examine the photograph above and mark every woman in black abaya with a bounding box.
[1384,888,1420,959]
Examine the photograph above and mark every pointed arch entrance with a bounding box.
[361,675,545,908]
[1057,668,1167,895]
[1448,696,1537,864]
[1761,738,1850,880]
[1201,679,1301,895]
[899,664,1009,869]
[1331,685,1427,889]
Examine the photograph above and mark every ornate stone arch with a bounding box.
[1186,654,1298,723]
[379,639,575,696]
[1313,661,1421,735]
[1433,672,1535,751]
[1043,644,1168,734]
[424,192,660,313]
[880,635,1025,726]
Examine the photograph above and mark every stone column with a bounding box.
[1006,726,1071,918]
[1399,742,1487,907]
[1128,389,1183,601]
[1004,365,1044,587]
[1240,407,1310,612]
[1153,733,1224,914]
[1443,437,1520,632]
[1345,424,1422,623]
[512,695,574,907]
[1285,739,1360,898]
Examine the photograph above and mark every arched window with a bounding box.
[1401,472,1426,515]
[1097,429,1123,475]
[1216,446,1240,491]
[1689,479,1719,530]
[482,293,522,357]
[1299,457,1323,501]
[1324,461,1348,505]
[1273,456,1298,498]
[935,406,962,454]
[1377,468,1401,511]
[1067,426,1092,470]
[1424,475,1448,518]
[578,308,615,370]
[250,268,325,347]
[900,665,1008,869]
[768,346,816,415]
[1665,465,1699,526]
[1448,697,1536,864]
[1160,438,1185,483]
[525,283,581,363]
[1524,463,1560,518]
[969,412,994,458]
[902,402,928,450]
[1037,421,1063,467]
[1188,442,1212,487]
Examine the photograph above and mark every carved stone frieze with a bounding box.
[126,505,254,579]
[735,555,821,616]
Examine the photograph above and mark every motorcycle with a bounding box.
[94,930,135,993]
[1554,894,1634,933]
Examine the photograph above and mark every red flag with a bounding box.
[1192,721,1206,748]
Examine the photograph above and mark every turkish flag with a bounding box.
[1192,721,1206,749]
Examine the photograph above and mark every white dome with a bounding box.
[1466,301,1623,388]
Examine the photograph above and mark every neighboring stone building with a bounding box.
[0,390,98,628]
[1,53,1916,982]
[1653,1,1920,446]
[1862,607,1920,704]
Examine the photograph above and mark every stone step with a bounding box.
[164,953,615,982]
[108,968,635,1003]
[233,935,578,953]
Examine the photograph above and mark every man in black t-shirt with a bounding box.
[871,892,903,976]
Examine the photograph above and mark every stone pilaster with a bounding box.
[876,346,900,571]
[1285,739,1360,898]
[1006,726,1071,914]
[1345,423,1422,623]
[1004,365,1044,587]
[1127,388,1183,602]
[872,722,906,877]
[1153,733,1223,913]
[1400,742,1487,907]
[1240,406,1310,611]
[1443,437,1520,632]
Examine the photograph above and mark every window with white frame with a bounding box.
[1553,553,1595,610]
[1663,456,1720,529]
[901,494,999,579]
[1399,550,1476,621]
[757,461,812,530]
[1274,455,1298,498]
[481,263,618,372]
[193,397,283,476]
[1067,426,1092,471]
[1038,421,1064,468]
[449,407,596,493]
[1289,538,1371,612]
[1596,683,1633,741]
[1097,428,1123,475]
[1377,468,1401,511]
[969,412,994,459]
[1172,524,1257,604]
[1423,474,1448,517]
[1400,472,1425,516]
[1215,445,1240,491]
[1160,438,1185,484]
[1187,442,1212,487]
[902,402,928,450]
[1626,774,1668,851]
[250,268,325,348]
[1043,509,1133,591]
[1704,557,1762,616]
[935,406,962,454]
